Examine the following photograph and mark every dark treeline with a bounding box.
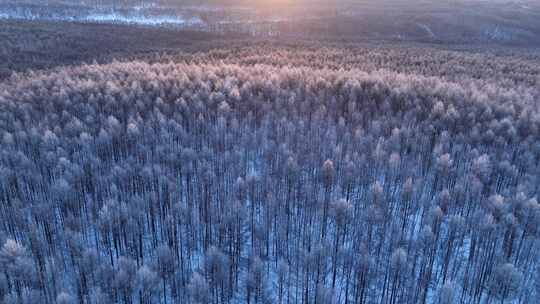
[0,20,230,81]
[0,47,539,303]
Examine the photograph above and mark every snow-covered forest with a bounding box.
[0,45,539,304]
[2,1,540,44]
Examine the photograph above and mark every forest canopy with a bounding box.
[0,45,539,303]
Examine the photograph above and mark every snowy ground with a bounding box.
[0,9,205,28]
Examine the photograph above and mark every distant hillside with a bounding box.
[0,1,539,45]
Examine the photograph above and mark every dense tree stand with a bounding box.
[0,46,539,303]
